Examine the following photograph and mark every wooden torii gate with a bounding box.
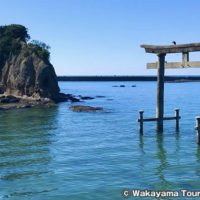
[139,42,200,133]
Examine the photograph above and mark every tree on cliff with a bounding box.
[0,24,30,42]
[29,40,50,61]
[0,24,30,66]
[0,24,50,66]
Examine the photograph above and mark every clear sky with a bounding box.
[1,0,200,75]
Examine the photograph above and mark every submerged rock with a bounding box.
[80,96,94,100]
[96,95,105,98]
[70,97,81,102]
[58,93,81,102]
[113,85,125,87]
[70,105,103,112]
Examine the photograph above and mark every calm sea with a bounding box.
[1,81,200,200]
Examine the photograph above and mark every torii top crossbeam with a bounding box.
[141,42,200,54]
[141,43,200,69]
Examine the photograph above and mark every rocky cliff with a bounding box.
[0,48,60,102]
[0,24,61,103]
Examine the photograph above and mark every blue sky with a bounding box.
[1,0,200,75]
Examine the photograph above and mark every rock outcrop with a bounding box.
[0,51,60,102]
[0,25,104,109]
[0,24,61,103]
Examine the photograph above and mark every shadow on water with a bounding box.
[0,106,59,198]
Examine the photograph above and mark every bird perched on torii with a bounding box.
[172,41,176,45]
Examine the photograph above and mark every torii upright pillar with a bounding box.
[156,53,166,132]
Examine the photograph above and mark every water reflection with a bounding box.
[155,134,170,189]
[195,146,200,179]
[139,133,176,191]
[139,134,145,155]
[196,146,200,162]
[0,107,58,198]
[175,131,180,156]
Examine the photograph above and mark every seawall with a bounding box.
[57,76,200,82]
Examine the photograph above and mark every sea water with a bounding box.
[1,81,200,200]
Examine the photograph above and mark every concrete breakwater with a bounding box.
[57,75,200,82]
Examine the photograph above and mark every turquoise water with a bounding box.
[1,81,200,200]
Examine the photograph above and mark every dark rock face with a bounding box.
[0,51,60,102]
[58,93,80,102]
[0,95,19,103]
[70,105,103,112]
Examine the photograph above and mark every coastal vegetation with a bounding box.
[0,24,50,67]
[29,40,50,61]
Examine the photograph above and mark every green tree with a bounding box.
[29,40,50,61]
[0,24,30,67]
[0,24,51,66]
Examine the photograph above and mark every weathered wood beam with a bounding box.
[182,52,189,64]
[137,116,181,122]
[156,53,165,132]
[164,116,181,120]
[147,61,200,69]
[139,110,144,134]
[175,108,180,130]
[141,42,200,54]
[137,117,157,122]
[195,117,200,144]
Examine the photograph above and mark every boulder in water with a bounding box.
[70,105,103,112]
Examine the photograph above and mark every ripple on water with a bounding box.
[1,82,200,199]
